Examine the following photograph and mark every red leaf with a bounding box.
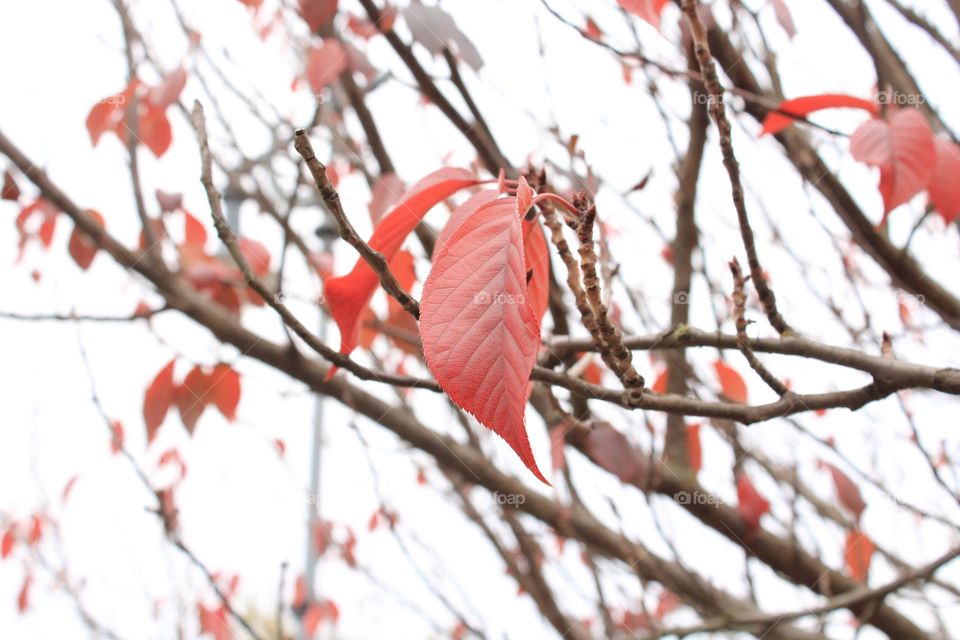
[2,170,20,201]
[17,574,31,613]
[736,471,770,535]
[147,66,187,110]
[16,199,59,258]
[305,40,347,94]
[821,462,866,520]
[617,0,668,27]
[844,528,875,582]
[156,189,183,213]
[62,475,79,502]
[26,515,42,546]
[175,365,213,433]
[183,209,208,248]
[686,423,702,473]
[850,109,936,219]
[298,0,338,32]
[304,599,340,634]
[651,368,668,394]
[1,529,14,559]
[713,360,747,403]
[771,0,796,38]
[109,419,124,455]
[419,195,547,483]
[928,138,960,224]
[761,94,877,136]
[584,17,603,39]
[68,209,105,270]
[209,364,241,421]
[585,421,647,485]
[324,167,479,358]
[549,424,568,474]
[238,237,271,277]
[197,603,231,640]
[86,83,136,146]
[139,101,173,157]
[523,218,550,323]
[144,359,177,442]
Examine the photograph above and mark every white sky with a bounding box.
[2,0,960,638]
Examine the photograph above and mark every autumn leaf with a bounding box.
[771,0,796,39]
[713,360,747,403]
[928,138,960,224]
[844,528,875,582]
[298,0,338,33]
[17,574,31,613]
[156,189,183,213]
[820,461,866,521]
[1,528,14,559]
[306,40,348,93]
[67,209,105,270]
[208,364,241,421]
[2,170,20,201]
[175,365,214,433]
[420,194,547,483]
[324,167,480,359]
[585,421,647,485]
[197,603,231,640]
[183,209,208,249]
[237,237,271,277]
[736,471,770,535]
[617,0,668,27]
[144,359,177,442]
[147,66,188,110]
[850,108,935,221]
[761,94,877,136]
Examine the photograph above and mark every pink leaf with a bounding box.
[419,195,547,483]
[761,94,877,136]
[306,40,347,94]
[68,209,105,270]
[771,0,796,39]
[324,167,479,359]
[147,66,187,110]
[928,138,960,224]
[850,109,936,219]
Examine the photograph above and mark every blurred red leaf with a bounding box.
[183,209,208,249]
[147,66,187,109]
[67,209,105,270]
[771,0,796,38]
[736,471,770,535]
[144,359,177,442]
[26,515,42,546]
[617,0,668,27]
[761,94,877,136]
[2,170,20,201]
[1,528,14,559]
[298,0,338,32]
[17,574,31,613]
[850,109,935,220]
[109,419,124,455]
[156,189,183,213]
[713,360,747,403]
[209,364,241,422]
[844,528,875,582]
[197,603,231,640]
[820,461,866,521]
[306,40,347,94]
[928,137,960,224]
[175,365,212,434]
[586,421,647,485]
[686,423,702,473]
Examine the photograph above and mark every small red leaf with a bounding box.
[771,0,796,38]
[761,94,877,136]
[147,66,187,110]
[844,528,875,582]
[420,194,547,483]
[2,170,20,201]
[928,138,960,224]
[197,603,231,640]
[617,0,668,27]
[821,461,866,521]
[175,365,213,433]
[26,515,42,546]
[306,40,347,94]
[238,237,271,277]
[68,209,105,270]
[298,0,338,32]
[325,167,479,358]
[109,420,124,455]
[1,529,14,559]
[713,360,747,403]
[209,364,241,421]
[850,109,936,219]
[585,421,647,485]
[17,574,31,613]
[156,189,183,213]
[736,472,770,535]
[139,101,173,157]
[183,209,208,248]
[144,359,177,442]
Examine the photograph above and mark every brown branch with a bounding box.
[293,129,420,319]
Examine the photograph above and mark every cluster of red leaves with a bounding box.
[86,66,187,158]
[10,186,106,271]
[763,95,960,225]
[143,359,242,440]
[2,514,45,614]
[292,574,340,636]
